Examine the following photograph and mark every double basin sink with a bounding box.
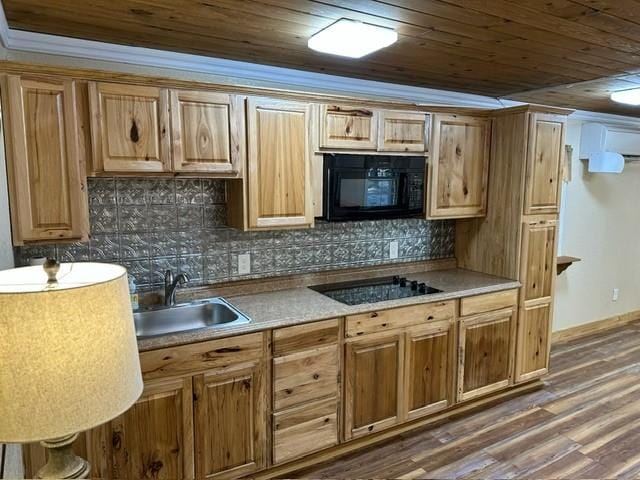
[133,297,251,339]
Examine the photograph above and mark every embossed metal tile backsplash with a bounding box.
[14,178,455,291]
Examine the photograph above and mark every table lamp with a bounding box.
[0,261,143,479]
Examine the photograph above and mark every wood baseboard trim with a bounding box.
[552,309,640,344]
[252,380,543,480]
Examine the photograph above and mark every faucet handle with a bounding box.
[164,269,174,285]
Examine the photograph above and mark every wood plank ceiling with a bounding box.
[4,0,640,115]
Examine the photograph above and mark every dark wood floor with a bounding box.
[293,321,640,479]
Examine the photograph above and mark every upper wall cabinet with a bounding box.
[523,113,566,215]
[170,90,245,175]
[88,82,171,173]
[319,104,378,150]
[427,113,490,219]
[245,97,313,230]
[378,111,429,153]
[318,104,429,153]
[1,75,89,245]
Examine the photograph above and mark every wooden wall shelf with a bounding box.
[557,256,581,275]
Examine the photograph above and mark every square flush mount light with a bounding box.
[611,88,640,105]
[308,19,398,58]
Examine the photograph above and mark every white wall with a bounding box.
[554,120,640,331]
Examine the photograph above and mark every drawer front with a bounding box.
[346,300,455,337]
[273,318,340,356]
[460,289,518,317]
[140,332,264,381]
[273,397,338,465]
[273,344,339,411]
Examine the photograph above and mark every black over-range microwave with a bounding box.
[322,154,425,221]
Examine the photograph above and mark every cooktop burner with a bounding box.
[309,275,442,306]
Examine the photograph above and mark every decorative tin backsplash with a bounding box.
[14,178,455,291]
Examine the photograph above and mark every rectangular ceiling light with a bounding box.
[611,88,640,105]
[308,19,398,58]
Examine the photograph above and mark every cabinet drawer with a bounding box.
[460,289,518,317]
[273,344,339,411]
[273,397,338,465]
[273,319,340,356]
[346,301,455,337]
[140,332,265,380]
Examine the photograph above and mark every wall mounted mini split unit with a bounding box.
[580,123,640,173]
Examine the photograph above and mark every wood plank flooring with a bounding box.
[293,321,640,479]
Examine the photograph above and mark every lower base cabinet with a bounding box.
[405,320,456,419]
[89,377,194,479]
[23,294,532,478]
[194,362,267,479]
[458,308,516,402]
[515,300,552,383]
[344,332,405,439]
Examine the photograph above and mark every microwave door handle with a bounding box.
[400,174,410,208]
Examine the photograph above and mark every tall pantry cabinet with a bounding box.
[455,105,570,384]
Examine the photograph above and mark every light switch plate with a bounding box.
[389,240,399,259]
[238,253,251,275]
[613,288,620,301]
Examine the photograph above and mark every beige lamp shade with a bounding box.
[0,262,143,442]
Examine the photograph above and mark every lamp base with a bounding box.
[37,433,90,479]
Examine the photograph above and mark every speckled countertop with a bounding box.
[137,268,519,351]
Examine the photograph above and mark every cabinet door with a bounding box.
[515,301,552,383]
[89,82,170,172]
[378,111,429,152]
[521,218,558,303]
[88,377,194,480]
[319,104,378,149]
[458,308,515,402]
[523,113,566,215]
[428,114,490,219]
[170,90,245,175]
[2,75,89,244]
[193,363,267,479]
[247,97,313,229]
[344,332,404,440]
[405,320,455,419]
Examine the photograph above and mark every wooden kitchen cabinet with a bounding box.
[1,75,89,245]
[378,111,429,153]
[515,217,557,382]
[405,319,455,419]
[319,104,378,149]
[273,397,338,465]
[515,301,553,382]
[520,217,558,302]
[523,113,566,215]
[193,362,267,479]
[170,90,245,175]
[344,331,404,439]
[88,377,194,480]
[428,113,490,219]
[88,82,171,173]
[243,97,314,229]
[458,308,515,402]
[271,319,340,464]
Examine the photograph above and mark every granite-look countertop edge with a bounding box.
[137,269,521,351]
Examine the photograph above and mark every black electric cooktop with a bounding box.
[309,275,442,306]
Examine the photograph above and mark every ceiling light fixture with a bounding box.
[610,88,640,105]
[308,19,398,58]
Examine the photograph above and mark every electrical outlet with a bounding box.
[613,288,620,302]
[238,253,251,275]
[389,240,399,259]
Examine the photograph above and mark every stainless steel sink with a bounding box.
[133,298,251,339]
